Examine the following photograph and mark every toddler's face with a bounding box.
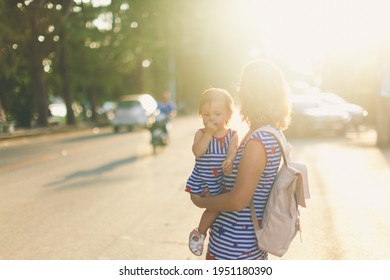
[200,100,230,130]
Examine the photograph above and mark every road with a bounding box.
[1,114,390,260]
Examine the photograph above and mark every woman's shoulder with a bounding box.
[227,128,238,137]
[251,128,279,139]
[247,127,280,147]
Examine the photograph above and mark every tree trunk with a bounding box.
[59,29,76,125]
[59,0,76,125]
[0,85,6,124]
[29,12,48,127]
[88,88,98,122]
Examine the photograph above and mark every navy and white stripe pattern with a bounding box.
[206,130,281,260]
[186,129,237,196]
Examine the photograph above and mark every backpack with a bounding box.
[250,126,310,257]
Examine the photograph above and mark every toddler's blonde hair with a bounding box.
[198,88,234,119]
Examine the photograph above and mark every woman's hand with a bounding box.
[190,188,210,208]
[200,188,210,197]
[190,194,203,208]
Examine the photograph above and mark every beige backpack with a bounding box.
[250,126,310,257]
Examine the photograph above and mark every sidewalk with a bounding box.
[0,122,104,141]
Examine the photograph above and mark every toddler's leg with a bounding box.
[189,210,219,256]
[198,210,219,235]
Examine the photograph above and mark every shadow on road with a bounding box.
[44,154,143,189]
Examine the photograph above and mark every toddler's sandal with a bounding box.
[188,228,205,256]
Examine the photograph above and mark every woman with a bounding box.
[191,60,291,260]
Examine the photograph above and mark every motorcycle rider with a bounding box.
[157,90,177,119]
[156,90,177,135]
[149,90,177,150]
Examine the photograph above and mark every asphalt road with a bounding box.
[1,114,390,260]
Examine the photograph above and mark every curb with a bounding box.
[0,124,108,141]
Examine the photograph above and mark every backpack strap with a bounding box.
[253,126,290,166]
[256,126,310,205]
[250,201,261,231]
[250,126,289,223]
[250,126,308,222]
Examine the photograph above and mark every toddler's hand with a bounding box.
[222,159,233,175]
[204,121,218,136]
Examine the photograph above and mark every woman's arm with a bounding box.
[191,139,267,212]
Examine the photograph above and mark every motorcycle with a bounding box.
[150,112,170,154]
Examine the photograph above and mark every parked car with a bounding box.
[286,93,351,137]
[111,94,158,133]
[47,96,82,125]
[316,92,368,130]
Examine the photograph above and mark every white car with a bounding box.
[111,94,157,133]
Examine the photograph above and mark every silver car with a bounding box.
[317,92,368,130]
[287,93,351,137]
[111,94,157,133]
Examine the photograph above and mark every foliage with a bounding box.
[0,0,386,128]
[0,0,176,127]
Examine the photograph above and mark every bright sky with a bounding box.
[85,0,390,75]
[248,0,390,74]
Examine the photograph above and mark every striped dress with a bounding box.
[186,129,237,196]
[206,129,282,260]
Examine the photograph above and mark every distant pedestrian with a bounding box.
[185,88,238,256]
[191,60,291,259]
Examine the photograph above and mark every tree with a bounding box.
[25,0,50,126]
[0,1,36,127]
[55,0,76,125]
[0,0,208,127]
